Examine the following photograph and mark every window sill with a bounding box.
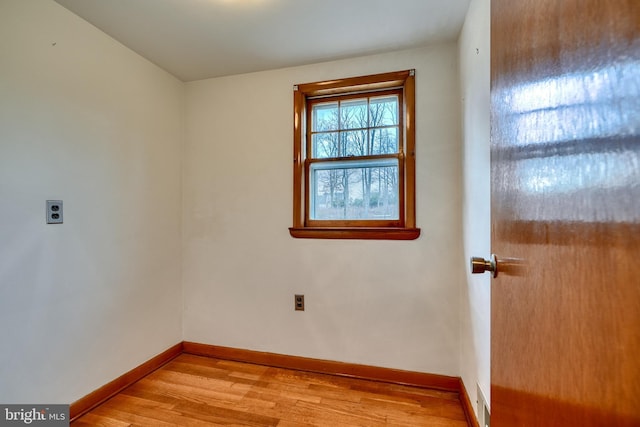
[289,227,420,240]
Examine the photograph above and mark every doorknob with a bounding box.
[470,254,498,278]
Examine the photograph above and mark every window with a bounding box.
[290,70,420,240]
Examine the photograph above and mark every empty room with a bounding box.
[1,0,637,426]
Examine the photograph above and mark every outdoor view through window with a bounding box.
[309,93,400,220]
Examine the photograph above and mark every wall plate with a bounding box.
[46,200,63,224]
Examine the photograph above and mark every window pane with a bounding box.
[341,130,368,157]
[313,132,339,158]
[370,96,398,126]
[340,98,368,129]
[311,164,399,220]
[312,102,338,132]
[371,127,398,154]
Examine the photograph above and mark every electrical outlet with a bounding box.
[295,294,304,311]
[46,200,63,224]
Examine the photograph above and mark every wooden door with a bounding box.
[490,0,640,425]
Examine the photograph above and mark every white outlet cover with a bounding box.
[46,200,63,224]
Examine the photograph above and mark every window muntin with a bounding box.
[290,70,419,240]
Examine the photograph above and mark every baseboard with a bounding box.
[182,341,461,392]
[69,342,183,422]
[459,378,481,427]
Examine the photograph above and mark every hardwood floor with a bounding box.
[72,354,469,426]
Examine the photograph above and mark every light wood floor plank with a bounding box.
[72,354,469,426]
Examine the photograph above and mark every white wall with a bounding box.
[458,0,492,416]
[0,0,183,403]
[183,45,463,375]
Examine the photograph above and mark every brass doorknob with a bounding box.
[470,254,498,278]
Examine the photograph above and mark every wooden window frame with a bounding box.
[289,70,420,240]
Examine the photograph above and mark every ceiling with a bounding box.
[54,0,470,82]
